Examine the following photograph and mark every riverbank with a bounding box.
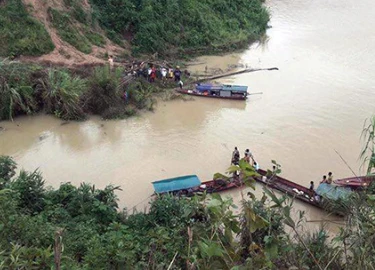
[0,59,196,122]
[1,155,375,269]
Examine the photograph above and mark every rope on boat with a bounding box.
[128,194,153,212]
[334,149,360,179]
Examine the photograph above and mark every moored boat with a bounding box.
[152,174,245,196]
[254,169,353,214]
[333,175,375,189]
[151,170,353,215]
[176,83,249,100]
[254,169,322,208]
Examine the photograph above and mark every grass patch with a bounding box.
[0,0,54,57]
[48,8,92,54]
[85,30,106,47]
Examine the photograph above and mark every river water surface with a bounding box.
[1,0,375,229]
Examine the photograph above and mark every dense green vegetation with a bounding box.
[0,60,173,121]
[0,0,269,58]
[90,0,269,55]
[1,156,375,269]
[0,0,54,57]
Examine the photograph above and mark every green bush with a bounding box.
[37,69,87,120]
[0,61,41,120]
[0,156,17,187]
[0,0,54,57]
[83,66,125,115]
[11,170,46,214]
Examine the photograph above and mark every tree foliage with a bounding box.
[3,155,375,269]
[90,0,269,55]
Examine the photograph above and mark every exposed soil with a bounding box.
[20,0,129,67]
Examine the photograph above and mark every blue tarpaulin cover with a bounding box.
[316,183,352,200]
[222,85,248,92]
[152,175,201,193]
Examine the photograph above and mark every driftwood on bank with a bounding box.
[193,67,279,83]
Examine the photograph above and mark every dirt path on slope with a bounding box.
[20,0,127,67]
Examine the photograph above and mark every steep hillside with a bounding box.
[0,0,126,65]
[0,0,269,64]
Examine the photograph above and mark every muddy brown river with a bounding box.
[1,0,375,230]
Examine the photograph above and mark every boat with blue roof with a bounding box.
[176,83,249,100]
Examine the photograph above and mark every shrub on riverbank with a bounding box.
[0,61,165,121]
[37,69,87,120]
[2,155,375,269]
[0,61,41,120]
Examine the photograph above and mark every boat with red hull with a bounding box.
[333,175,375,189]
[152,171,353,214]
[253,169,322,208]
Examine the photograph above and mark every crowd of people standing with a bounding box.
[108,56,186,89]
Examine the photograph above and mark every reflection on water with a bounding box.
[1,0,375,232]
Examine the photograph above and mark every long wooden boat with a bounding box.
[151,171,352,215]
[333,175,375,189]
[176,89,247,100]
[254,169,322,209]
[176,83,249,100]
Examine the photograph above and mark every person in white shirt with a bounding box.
[161,67,167,83]
[178,80,183,89]
[108,55,114,71]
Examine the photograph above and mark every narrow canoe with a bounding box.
[254,169,322,208]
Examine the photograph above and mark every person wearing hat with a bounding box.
[174,66,181,82]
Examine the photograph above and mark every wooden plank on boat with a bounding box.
[194,67,279,83]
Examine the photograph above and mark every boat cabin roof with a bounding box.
[195,84,248,93]
[316,183,352,200]
[152,175,201,193]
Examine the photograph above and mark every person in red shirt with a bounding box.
[150,65,156,82]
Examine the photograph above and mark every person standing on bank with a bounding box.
[108,55,114,71]
[174,66,181,82]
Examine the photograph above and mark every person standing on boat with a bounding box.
[253,162,260,171]
[244,149,254,165]
[327,172,333,184]
[309,181,314,191]
[308,181,314,196]
[321,175,328,184]
[174,66,181,82]
[232,147,240,165]
[244,153,250,163]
